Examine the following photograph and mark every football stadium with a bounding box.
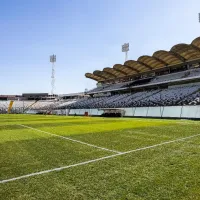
[1,2,200,200]
[1,36,200,199]
[1,36,200,117]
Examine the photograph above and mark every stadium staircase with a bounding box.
[7,101,14,114]
[24,100,39,113]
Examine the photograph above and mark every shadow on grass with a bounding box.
[0,136,112,181]
[0,120,119,131]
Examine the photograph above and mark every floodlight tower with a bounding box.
[122,43,129,62]
[50,54,56,95]
[199,13,200,23]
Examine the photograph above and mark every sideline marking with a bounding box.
[18,124,121,154]
[1,132,200,184]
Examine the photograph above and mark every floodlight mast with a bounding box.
[199,13,200,23]
[122,43,129,62]
[50,54,56,95]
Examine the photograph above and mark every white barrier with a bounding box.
[52,110,66,115]
[147,107,163,117]
[91,109,98,115]
[79,109,85,115]
[134,107,148,117]
[97,110,104,115]
[74,109,79,115]
[69,109,75,115]
[66,109,70,116]
[68,105,200,119]
[181,105,200,118]
[162,106,182,118]
[194,106,200,118]
[124,108,134,117]
[181,106,196,118]
[25,110,38,114]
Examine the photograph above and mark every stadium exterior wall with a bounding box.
[68,105,200,119]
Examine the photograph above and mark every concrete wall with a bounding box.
[134,107,149,117]
[68,105,200,119]
[162,106,182,118]
[147,107,163,117]
[124,108,134,117]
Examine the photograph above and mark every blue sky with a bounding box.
[0,0,199,95]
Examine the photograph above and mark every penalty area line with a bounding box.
[1,132,200,184]
[18,124,121,154]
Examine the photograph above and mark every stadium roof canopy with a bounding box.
[85,36,200,82]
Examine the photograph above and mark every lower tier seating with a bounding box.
[68,84,200,109]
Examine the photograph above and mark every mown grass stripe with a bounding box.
[1,132,200,184]
[18,124,121,154]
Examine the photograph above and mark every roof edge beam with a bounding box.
[85,73,104,81]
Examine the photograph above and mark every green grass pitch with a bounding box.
[0,114,200,200]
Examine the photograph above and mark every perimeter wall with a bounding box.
[67,105,200,119]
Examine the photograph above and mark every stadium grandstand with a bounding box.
[65,36,200,118]
[0,93,82,115]
[1,36,200,118]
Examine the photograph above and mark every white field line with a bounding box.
[18,124,121,154]
[1,132,200,184]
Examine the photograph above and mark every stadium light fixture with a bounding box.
[50,54,56,63]
[50,54,56,95]
[122,43,129,62]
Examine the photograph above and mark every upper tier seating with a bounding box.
[150,71,186,84]
[87,68,200,94]
[87,81,133,93]
[151,68,200,84]
[186,68,200,78]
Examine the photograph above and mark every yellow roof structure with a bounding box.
[85,36,200,82]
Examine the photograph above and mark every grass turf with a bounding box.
[0,114,200,199]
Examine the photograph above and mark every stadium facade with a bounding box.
[1,36,200,118]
